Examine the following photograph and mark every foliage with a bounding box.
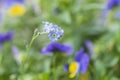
[0,0,120,80]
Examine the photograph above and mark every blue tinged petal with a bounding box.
[64,64,69,72]
[79,53,89,74]
[74,48,84,62]
[74,48,89,74]
[64,47,89,77]
[85,40,93,54]
[12,46,20,57]
[48,30,61,41]
[41,42,73,55]
[0,31,13,45]
[4,32,13,41]
[42,21,64,41]
[2,0,24,4]
[41,42,55,54]
[2,0,25,9]
[107,0,120,10]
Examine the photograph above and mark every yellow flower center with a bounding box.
[52,34,56,37]
[8,4,26,17]
[69,62,79,78]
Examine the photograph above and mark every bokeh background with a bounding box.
[0,0,120,80]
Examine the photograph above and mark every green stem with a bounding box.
[52,55,58,80]
[26,31,47,52]
[20,31,47,78]
[20,32,40,78]
[0,53,3,65]
[27,33,39,52]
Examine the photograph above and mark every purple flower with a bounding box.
[64,64,69,72]
[84,40,96,59]
[0,31,13,45]
[107,0,120,10]
[2,0,24,8]
[64,48,89,78]
[40,42,73,55]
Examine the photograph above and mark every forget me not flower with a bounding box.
[64,48,89,78]
[48,31,61,41]
[40,42,73,55]
[42,21,64,41]
[2,0,26,16]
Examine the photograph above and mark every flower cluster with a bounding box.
[42,21,64,41]
[41,42,89,78]
[64,48,89,78]
[40,42,73,55]
[2,0,26,16]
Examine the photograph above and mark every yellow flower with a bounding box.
[69,62,79,78]
[8,4,26,17]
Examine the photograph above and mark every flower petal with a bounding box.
[64,64,69,72]
[40,42,73,55]
[79,53,89,74]
[74,48,84,62]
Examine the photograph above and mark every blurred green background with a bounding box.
[0,0,120,80]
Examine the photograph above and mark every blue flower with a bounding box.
[42,21,54,33]
[2,0,26,16]
[42,21,64,41]
[0,31,13,45]
[64,48,89,78]
[107,0,120,10]
[40,42,73,55]
[64,64,69,72]
[48,30,63,41]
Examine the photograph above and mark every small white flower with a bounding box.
[42,21,54,33]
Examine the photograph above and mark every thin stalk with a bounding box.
[53,55,57,80]
[20,31,47,79]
